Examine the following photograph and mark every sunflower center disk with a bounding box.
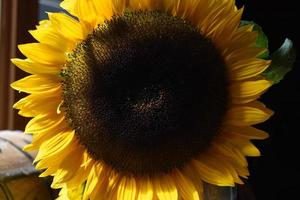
[62,10,228,175]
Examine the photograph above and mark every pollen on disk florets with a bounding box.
[61,10,229,175]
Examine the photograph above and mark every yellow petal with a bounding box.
[228,59,271,81]
[217,130,262,157]
[59,184,85,200]
[213,141,250,178]
[202,5,242,44]
[14,87,61,117]
[225,47,267,65]
[84,164,112,200]
[211,7,244,44]
[230,79,273,104]
[18,95,60,117]
[181,165,204,196]
[196,153,235,186]
[48,13,84,41]
[35,137,76,175]
[18,43,66,65]
[11,74,60,93]
[191,159,234,187]
[83,164,103,199]
[188,0,214,27]
[25,115,67,151]
[225,136,261,157]
[203,148,244,184]
[52,146,84,188]
[225,29,257,53]
[57,184,70,200]
[225,101,274,126]
[154,175,178,200]
[173,169,200,200]
[60,0,77,16]
[136,177,153,200]
[173,0,198,19]
[14,85,60,109]
[93,0,115,23]
[212,140,248,167]
[130,0,162,11]
[66,152,94,189]
[29,27,75,52]
[112,0,127,14]
[34,130,75,163]
[25,112,63,134]
[11,58,61,75]
[222,126,269,140]
[117,176,137,200]
[75,0,98,29]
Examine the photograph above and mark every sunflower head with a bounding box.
[11,0,295,199]
[61,9,229,175]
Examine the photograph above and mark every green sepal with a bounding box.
[262,38,296,84]
[240,20,269,59]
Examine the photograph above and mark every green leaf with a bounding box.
[262,38,296,84]
[240,20,269,59]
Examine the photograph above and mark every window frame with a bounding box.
[0,0,38,130]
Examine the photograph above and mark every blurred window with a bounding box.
[39,0,63,20]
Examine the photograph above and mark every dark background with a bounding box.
[236,0,300,199]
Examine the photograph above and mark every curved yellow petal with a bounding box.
[25,112,63,134]
[11,74,60,93]
[225,47,267,65]
[13,86,61,110]
[212,140,248,168]
[75,0,98,30]
[52,145,85,188]
[181,165,204,197]
[117,176,137,200]
[196,152,235,186]
[136,177,153,200]
[201,4,242,42]
[217,129,263,157]
[64,154,93,188]
[83,165,100,199]
[92,0,115,22]
[130,0,163,11]
[18,43,66,65]
[228,59,271,81]
[29,26,75,52]
[11,58,61,75]
[224,135,261,157]
[57,184,70,200]
[83,164,109,199]
[224,29,257,54]
[210,7,244,45]
[17,96,60,117]
[35,132,77,176]
[25,116,68,151]
[60,0,77,16]
[225,101,274,126]
[86,164,114,200]
[173,169,200,200]
[58,184,85,200]
[191,159,234,187]
[222,125,269,140]
[230,79,273,104]
[34,130,75,163]
[154,175,178,200]
[48,12,84,41]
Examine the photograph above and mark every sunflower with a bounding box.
[11,0,275,199]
